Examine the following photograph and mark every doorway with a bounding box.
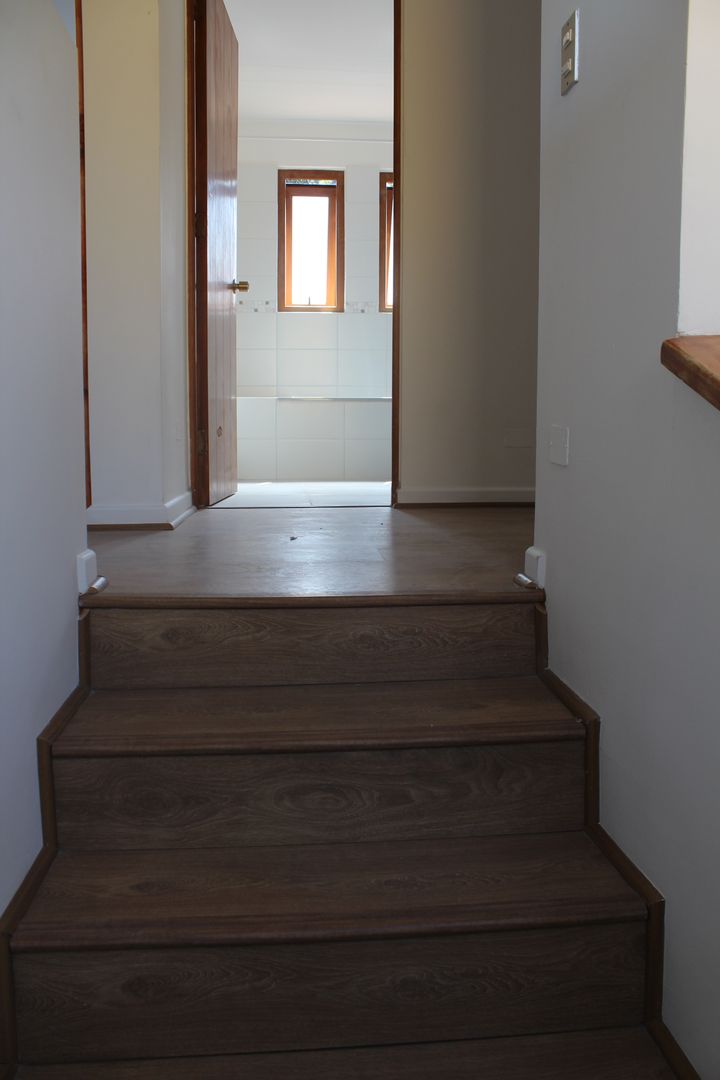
[188,0,399,510]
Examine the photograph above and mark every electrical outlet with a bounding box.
[549,425,570,466]
[561,10,580,95]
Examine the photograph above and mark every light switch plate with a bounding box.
[549,425,570,466]
[561,10,580,95]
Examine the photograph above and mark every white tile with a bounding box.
[237,385,276,398]
[237,397,276,440]
[277,312,338,349]
[277,400,344,440]
[338,349,391,388]
[345,401,392,440]
[336,385,387,400]
[237,313,277,349]
[238,237,277,280]
[235,276,278,313]
[347,240,379,280]
[346,277,379,305]
[278,440,344,481]
[237,438,277,481]
[384,312,394,349]
[238,164,277,203]
[338,313,386,351]
[345,439,392,481]
[237,201,277,240]
[237,349,276,389]
[277,386,339,398]
[346,166,381,204]
[345,201,379,243]
[277,349,336,390]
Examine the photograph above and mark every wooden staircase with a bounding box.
[3,590,687,1076]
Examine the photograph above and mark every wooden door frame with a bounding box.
[186,0,208,508]
[75,0,92,508]
[186,0,402,507]
[391,0,401,505]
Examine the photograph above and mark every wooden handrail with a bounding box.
[661,335,720,413]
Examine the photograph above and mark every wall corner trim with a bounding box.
[86,491,195,529]
[396,486,535,506]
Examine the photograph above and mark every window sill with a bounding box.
[661,336,720,413]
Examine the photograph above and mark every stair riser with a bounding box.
[89,605,536,690]
[15,924,645,1064]
[54,742,585,850]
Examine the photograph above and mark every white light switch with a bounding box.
[549,425,570,466]
[561,10,580,95]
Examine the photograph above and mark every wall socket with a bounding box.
[549,425,570,466]
[561,10,580,95]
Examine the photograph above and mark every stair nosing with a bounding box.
[11,832,647,955]
[52,677,582,758]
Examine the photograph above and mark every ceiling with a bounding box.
[224,0,393,125]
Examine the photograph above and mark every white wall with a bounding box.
[0,0,87,908]
[535,2,720,1073]
[678,0,720,335]
[84,0,190,527]
[236,131,393,482]
[398,0,540,504]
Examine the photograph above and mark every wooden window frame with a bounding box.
[379,172,394,313]
[278,169,345,313]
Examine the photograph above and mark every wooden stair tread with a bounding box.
[14,1027,675,1078]
[12,832,645,952]
[54,677,579,757]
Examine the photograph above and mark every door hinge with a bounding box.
[197,429,208,456]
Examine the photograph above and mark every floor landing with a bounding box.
[86,506,538,606]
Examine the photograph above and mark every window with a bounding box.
[379,172,394,312]
[278,170,345,312]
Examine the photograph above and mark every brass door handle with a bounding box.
[229,280,250,292]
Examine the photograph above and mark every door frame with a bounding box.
[186,0,402,507]
[186,0,207,508]
[75,0,92,508]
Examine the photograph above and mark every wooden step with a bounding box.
[14,1027,676,1078]
[52,678,585,849]
[12,833,643,950]
[12,834,647,1062]
[54,678,576,756]
[88,603,537,690]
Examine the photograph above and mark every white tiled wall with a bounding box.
[238,399,392,482]
[235,154,392,482]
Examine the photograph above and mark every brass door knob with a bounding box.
[229,280,250,292]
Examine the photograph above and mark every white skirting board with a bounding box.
[86,491,195,529]
[395,487,535,505]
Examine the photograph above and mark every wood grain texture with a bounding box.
[648,1020,702,1080]
[75,0,91,508]
[14,923,646,1063]
[36,685,88,848]
[54,741,585,850]
[391,0,401,502]
[12,833,645,952]
[662,335,720,414]
[0,934,15,1067]
[84,506,539,605]
[1,847,57,1065]
[588,824,665,1023]
[14,1027,678,1079]
[54,677,578,756]
[192,0,239,506]
[89,604,537,690]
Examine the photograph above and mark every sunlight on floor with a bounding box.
[213,482,392,509]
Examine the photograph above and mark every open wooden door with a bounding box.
[188,0,240,507]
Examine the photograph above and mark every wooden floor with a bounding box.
[86,506,538,606]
